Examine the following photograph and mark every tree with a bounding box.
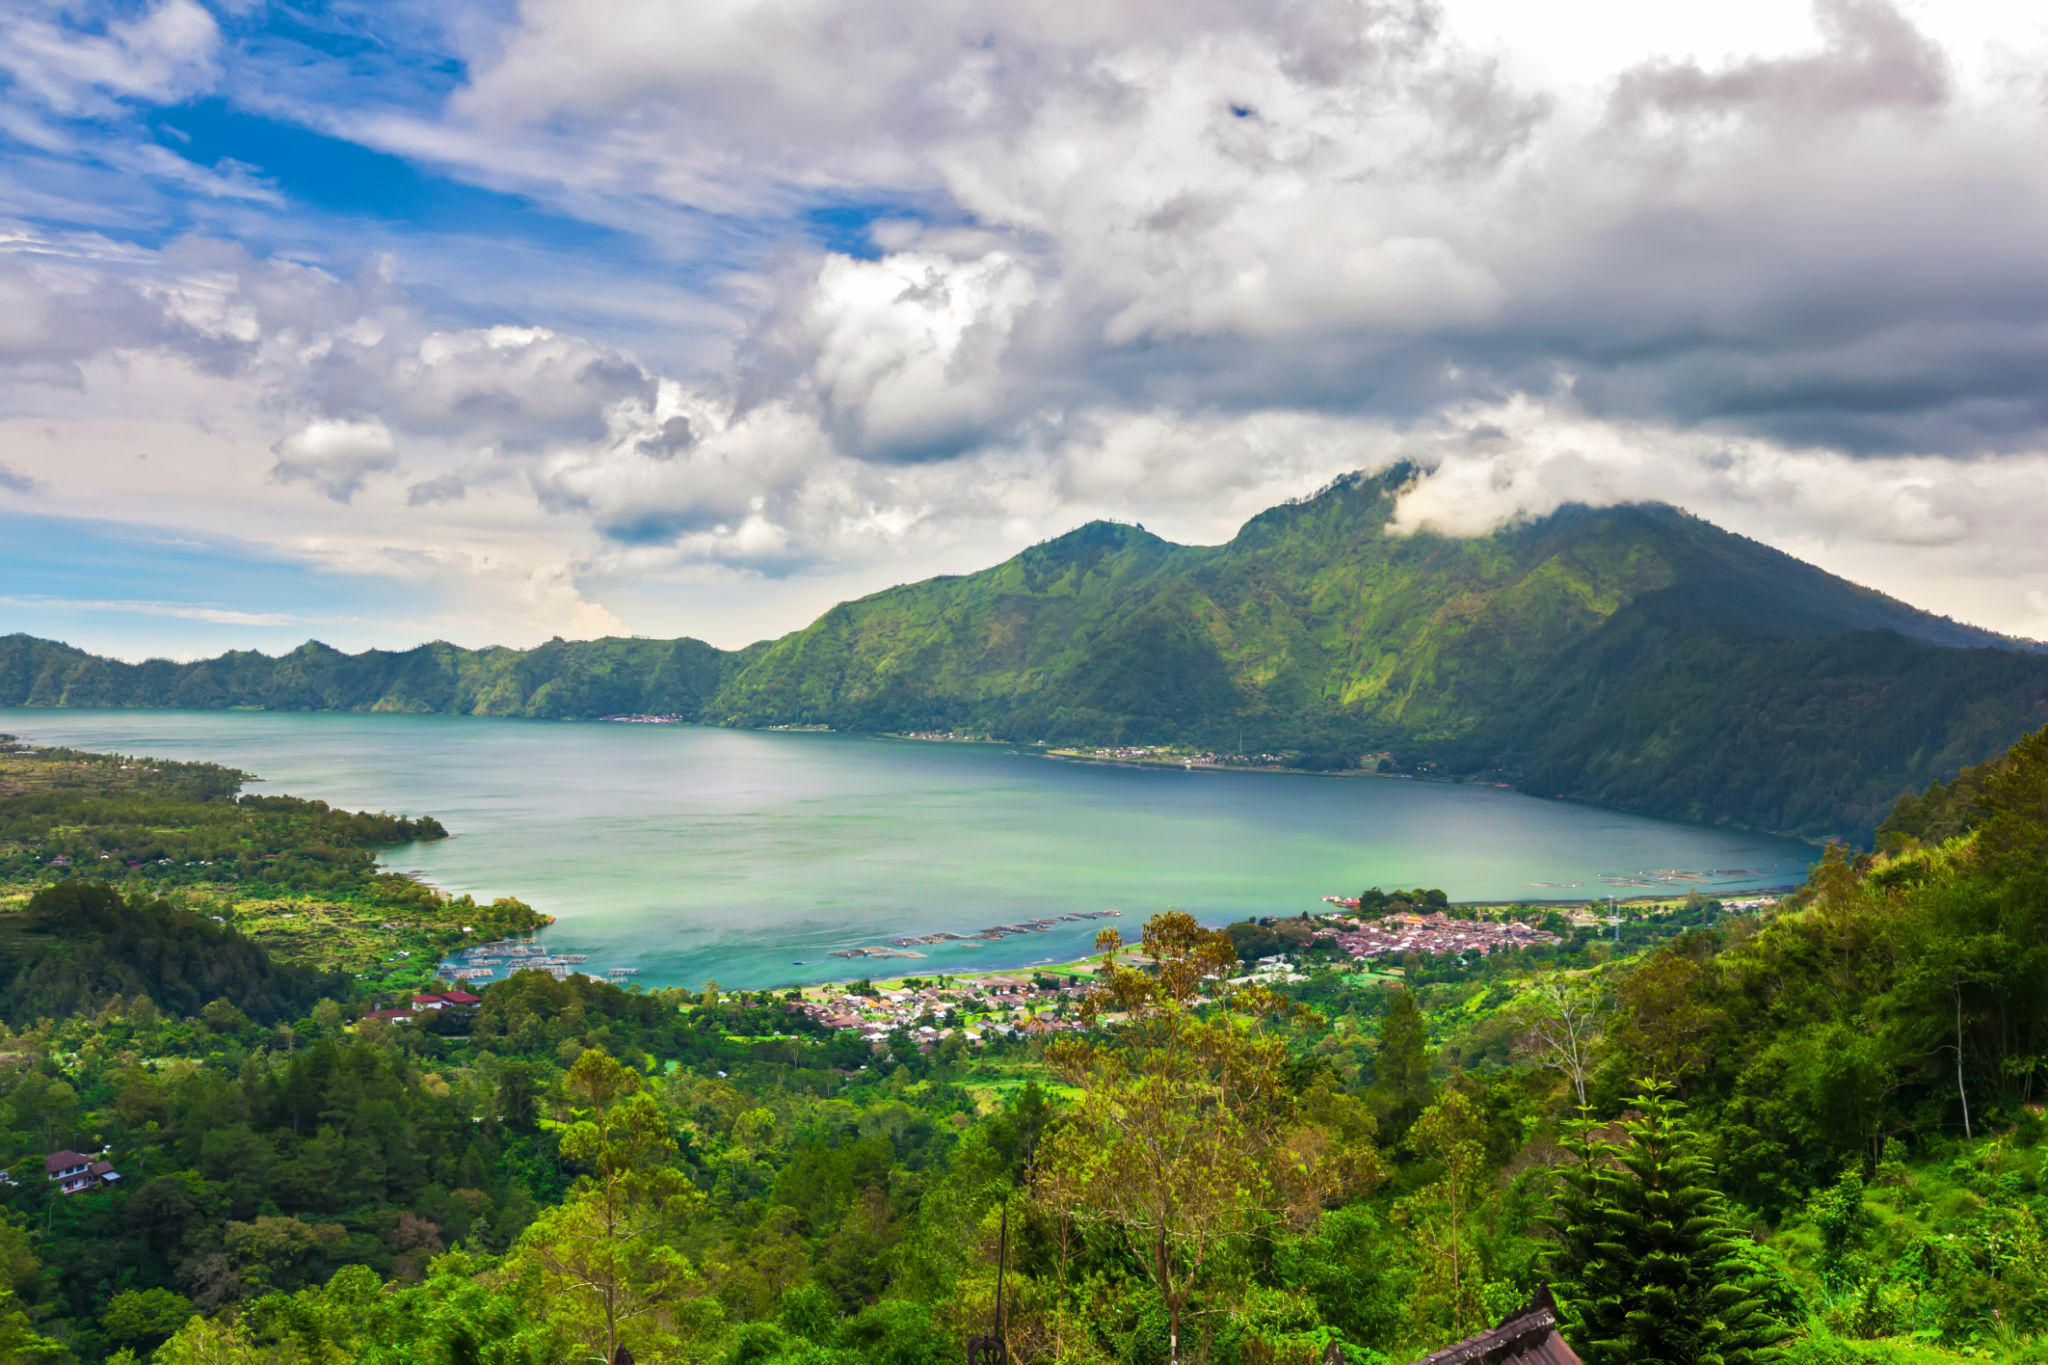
[1396,1089,1490,1339]
[1610,951,1719,1086]
[515,1048,708,1365]
[494,1060,542,1131]
[101,1286,198,1354]
[1040,913,1380,1365]
[1517,976,1606,1111]
[1371,987,1431,1132]
[1547,1084,1786,1365]
[0,1286,60,1361]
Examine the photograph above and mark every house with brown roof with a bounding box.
[45,1150,119,1195]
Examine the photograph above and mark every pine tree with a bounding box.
[1547,1084,1786,1365]
[1371,987,1432,1133]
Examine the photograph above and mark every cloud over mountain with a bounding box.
[1,0,2046,651]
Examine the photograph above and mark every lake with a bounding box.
[0,708,1817,988]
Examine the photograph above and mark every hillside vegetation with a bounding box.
[0,739,545,991]
[7,725,2048,1363]
[7,468,2048,837]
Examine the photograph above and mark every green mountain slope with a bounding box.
[0,632,737,718]
[5,466,2046,837]
[704,469,2048,834]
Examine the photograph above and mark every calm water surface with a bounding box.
[0,709,1816,988]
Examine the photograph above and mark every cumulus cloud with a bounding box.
[1606,0,1950,126]
[304,324,657,451]
[5,0,2048,648]
[402,0,2048,466]
[1383,398,2048,592]
[272,419,398,501]
[406,473,468,506]
[518,562,624,637]
[793,250,1037,458]
[0,249,198,384]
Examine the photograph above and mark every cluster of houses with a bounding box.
[1314,911,1560,961]
[358,990,482,1026]
[795,973,1094,1050]
[1060,745,1289,767]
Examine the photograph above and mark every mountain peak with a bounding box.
[1230,463,1420,545]
[1030,519,1169,555]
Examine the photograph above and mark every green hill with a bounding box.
[0,632,736,719]
[5,466,2047,838]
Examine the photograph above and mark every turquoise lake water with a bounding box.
[0,709,1817,988]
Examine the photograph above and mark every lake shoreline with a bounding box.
[0,706,1823,992]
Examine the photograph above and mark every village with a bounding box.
[1047,743,1293,768]
[1312,909,1561,960]
[403,889,1780,1053]
[790,971,1098,1051]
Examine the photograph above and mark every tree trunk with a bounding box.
[1157,1233,1179,1365]
[1955,985,1973,1141]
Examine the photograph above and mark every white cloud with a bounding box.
[0,595,301,626]
[796,250,1037,456]
[4,0,2048,652]
[271,418,398,501]
[518,562,624,637]
[0,0,220,116]
[1382,397,2048,637]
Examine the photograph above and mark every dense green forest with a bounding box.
[0,738,546,989]
[4,725,2048,1363]
[8,468,2048,837]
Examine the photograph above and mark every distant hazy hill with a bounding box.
[0,633,738,721]
[7,467,2047,838]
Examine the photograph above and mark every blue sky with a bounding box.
[0,511,410,657]
[3,0,2048,658]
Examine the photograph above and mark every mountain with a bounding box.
[6,466,2048,838]
[0,632,737,719]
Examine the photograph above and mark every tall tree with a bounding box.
[1040,913,1379,1365]
[1397,1089,1490,1339]
[1548,1084,1786,1365]
[1517,976,1606,1111]
[515,1049,706,1364]
[1370,987,1432,1133]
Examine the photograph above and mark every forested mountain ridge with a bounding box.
[6,466,2048,838]
[0,632,737,721]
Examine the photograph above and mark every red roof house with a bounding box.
[45,1150,119,1195]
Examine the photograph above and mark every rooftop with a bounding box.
[1405,1288,1580,1365]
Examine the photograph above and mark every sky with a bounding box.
[3,0,2048,660]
